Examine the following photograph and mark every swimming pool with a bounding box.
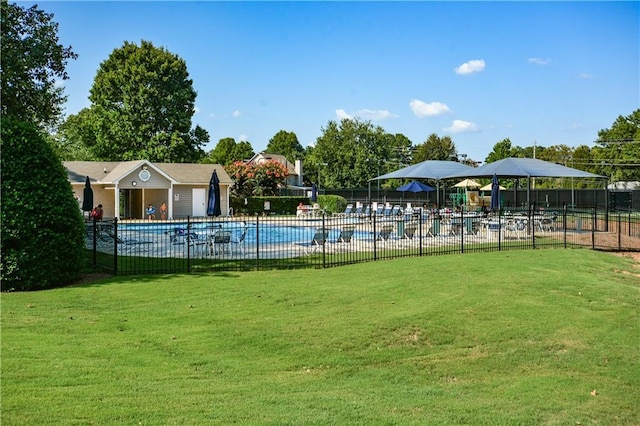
[117,220,337,245]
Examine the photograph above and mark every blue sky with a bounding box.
[28,1,639,162]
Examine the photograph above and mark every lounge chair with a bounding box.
[100,228,153,254]
[376,223,395,241]
[330,225,356,251]
[334,204,353,217]
[294,228,330,255]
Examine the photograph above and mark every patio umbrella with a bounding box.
[310,183,317,202]
[82,176,93,212]
[453,178,481,188]
[396,180,435,193]
[480,183,506,191]
[490,174,501,211]
[207,169,222,217]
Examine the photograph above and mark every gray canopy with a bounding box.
[443,157,604,179]
[371,160,474,181]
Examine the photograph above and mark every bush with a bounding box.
[1,118,86,291]
[231,196,308,215]
[317,194,347,214]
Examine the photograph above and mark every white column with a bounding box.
[168,185,174,219]
[114,184,120,218]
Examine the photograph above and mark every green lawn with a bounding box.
[2,249,639,424]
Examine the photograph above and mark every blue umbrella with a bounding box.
[207,170,222,217]
[490,174,501,211]
[310,183,317,202]
[396,180,435,193]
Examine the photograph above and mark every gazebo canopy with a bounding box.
[443,157,604,179]
[371,160,474,181]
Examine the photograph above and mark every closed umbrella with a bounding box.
[490,174,501,211]
[310,183,317,202]
[82,176,93,213]
[396,180,435,193]
[207,169,222,217]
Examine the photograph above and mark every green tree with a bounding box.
[413,133,457,162]
[1,118,86,291]
[205,138,255,165]
[266,130,305,161]
[485,138,515,163]
[75,40,207,162]
[52,107,100,160]
[233,140,255,162]
[592,109,640,181]
[312,118,390,189]
[0,0,77,128]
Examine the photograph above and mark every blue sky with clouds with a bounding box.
[32,1,639,162]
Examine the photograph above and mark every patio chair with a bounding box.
[229,226,248,255]
[170,227,198,245]
[209,230,232,255]
[294,227,330,255]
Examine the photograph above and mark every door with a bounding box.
[192,188,206,217]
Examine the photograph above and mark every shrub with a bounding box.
[317,194,347,214]
[1,118,86,291]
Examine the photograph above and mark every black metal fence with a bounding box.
[85,206,640,276]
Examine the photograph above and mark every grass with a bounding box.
[2,249,639,424]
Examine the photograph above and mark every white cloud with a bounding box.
[194,106,201,114]
[356,109,398,120]
[454,59,485,75]
[232,110,242,118]
[578,72,594,79]
[54,78,65,89]
[444,120,479,133]
[336,108,398,121]
[409,99,451,118]
[336,109,352,119]
[528,57,551,66]
[238,134,248,141]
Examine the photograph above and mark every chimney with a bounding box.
[295,160,303,186]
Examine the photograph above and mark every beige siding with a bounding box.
[120,168,171,189]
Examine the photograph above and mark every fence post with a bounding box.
[418,210,423,257]
[618,213,621,251]
[255,215,260,270]
[460,206,465,254]
[530,204,535,250]
[322,214,326,268]
[113,217,118,276]
[187,216,191,273]
[562,203,567,249]
[591,207,596,250]
[373,215,378,260]
[92,216,97,267]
